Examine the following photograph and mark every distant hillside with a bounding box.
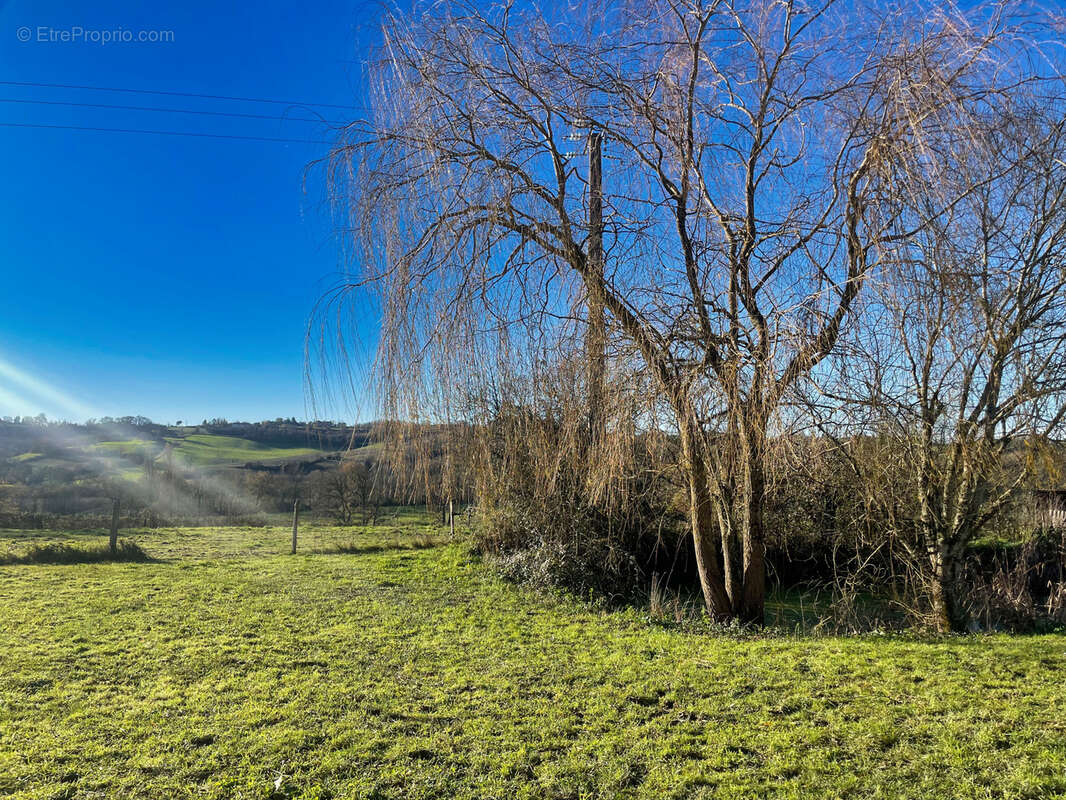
[163,433,325,466]
[0,418,372,483]
[0,416,461,528]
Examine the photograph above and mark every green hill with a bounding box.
[162,433,326,466]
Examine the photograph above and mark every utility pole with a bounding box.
[586,129,606,447]
[567,119,607,449]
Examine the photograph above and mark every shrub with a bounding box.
[0,539,152,565]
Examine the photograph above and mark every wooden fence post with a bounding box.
[109,498,120,555]
[291,499,300,555]
[449,499,455,537]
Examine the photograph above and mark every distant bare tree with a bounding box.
[311,464,354,525]
[312,461,379,525]
[328,0,1028,623]
[352,459,380,524]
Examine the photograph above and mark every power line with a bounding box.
[0,80,365,111]
[0,97,345,124]
[0,121,337,145]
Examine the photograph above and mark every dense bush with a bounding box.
[474,500,647,599]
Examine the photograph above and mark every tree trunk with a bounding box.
[109,498,120,555]
[739,452,767,625]
[714,487,744,606]
[930,544,968,633]
[709,430,768,625]
[680,416,732,620]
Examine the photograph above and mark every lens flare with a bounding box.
[0,360,266,522]
[28,420,269,523]
[0,383,35,416]
[0,356,97,420]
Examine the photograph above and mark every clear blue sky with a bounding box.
[0,0,376,423]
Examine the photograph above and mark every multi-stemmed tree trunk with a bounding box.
[679,410,733,618]
[927,534,970,633]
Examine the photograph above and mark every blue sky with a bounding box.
[0,0,376,423]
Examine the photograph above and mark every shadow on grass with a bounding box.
[0,539,155,566]
[0,528,103,540]
[314,534,442,556]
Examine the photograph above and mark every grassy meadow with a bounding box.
[1,517,1065,799]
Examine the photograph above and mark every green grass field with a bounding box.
[1,520,1065,799]
[91,440,160,459]
[161,434,326,466]
[90,433,330,469]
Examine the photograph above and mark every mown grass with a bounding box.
[1,520,1064,799]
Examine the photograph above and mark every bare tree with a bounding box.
[859,103,1066,632]
[311,460,380,526]
[311,463,358,525]
[328,0,1024,623]
[353,458,380,525]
